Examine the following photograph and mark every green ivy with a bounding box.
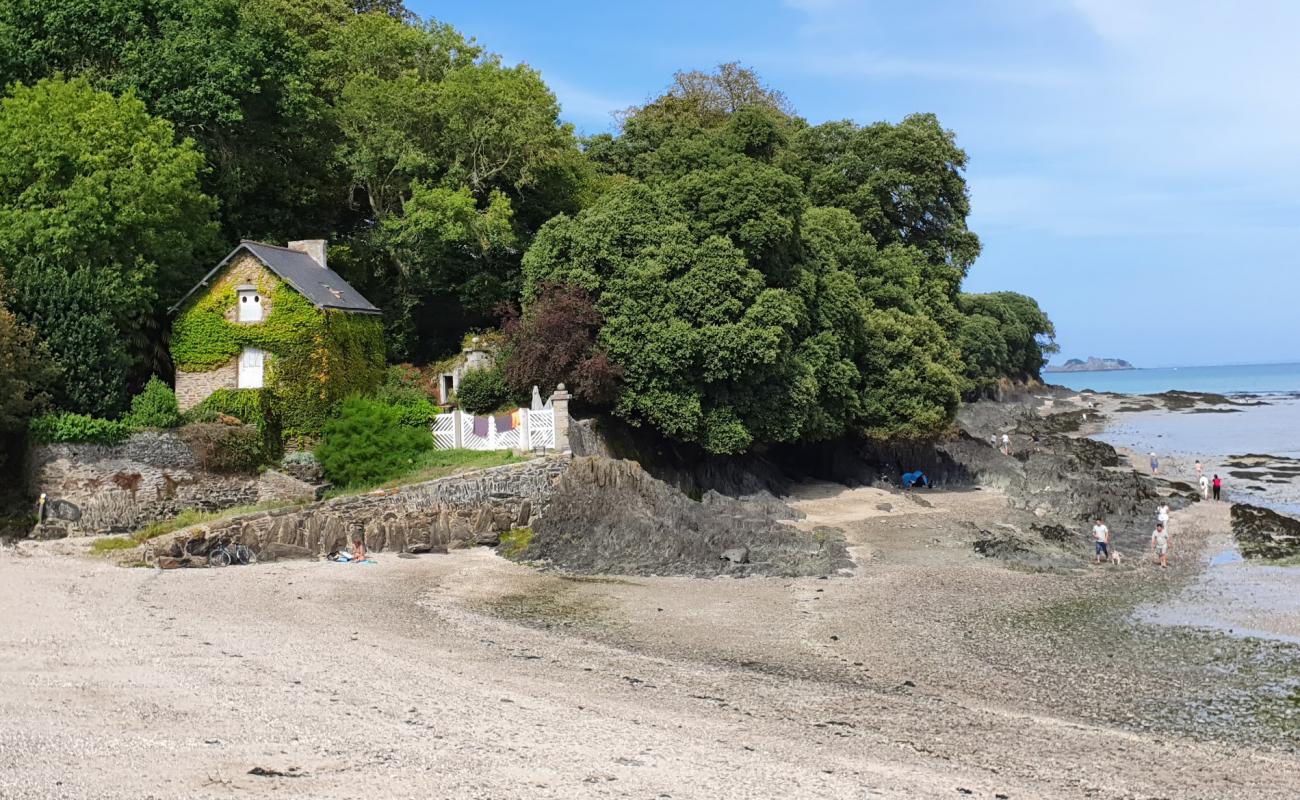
[170,266,385,439]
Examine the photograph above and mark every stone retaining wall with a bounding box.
[25,429,316,539]
[194,457,571,556]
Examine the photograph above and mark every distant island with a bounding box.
[1044,357,1136,373]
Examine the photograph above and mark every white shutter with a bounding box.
[238,348,265,388]
[238,290,263,322]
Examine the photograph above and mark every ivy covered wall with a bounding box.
[171,254,385,438]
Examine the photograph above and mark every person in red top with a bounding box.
[1212,474,1223,501]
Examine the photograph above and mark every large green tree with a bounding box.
[0,0,337,240]
[0,77,218,415]
[327,13,584,359]
[515,64,1045,452]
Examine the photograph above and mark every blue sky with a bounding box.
[415,0,1300,368]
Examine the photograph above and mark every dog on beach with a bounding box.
[1109,550,1123,566]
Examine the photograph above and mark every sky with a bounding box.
[413,0,1300,368]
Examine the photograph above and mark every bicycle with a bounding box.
[191,534,256,568]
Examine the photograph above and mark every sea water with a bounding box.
[1078,363,1300,642]
[1048,361,1300,395]
[1056,363,1300,513]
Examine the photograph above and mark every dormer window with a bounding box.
[236,285,263,323]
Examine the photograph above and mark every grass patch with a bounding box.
[324,448,520,498]
[498,527,533,559]
[89,500,301,555]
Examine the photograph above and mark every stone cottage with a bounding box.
[168,240,385,432]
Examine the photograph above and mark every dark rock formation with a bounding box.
[1231,503,1300,560]
[521,458,852,578]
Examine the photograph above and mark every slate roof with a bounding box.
[170,241,381,315]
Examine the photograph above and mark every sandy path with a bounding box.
[2,483,1298,799]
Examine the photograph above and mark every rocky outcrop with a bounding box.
[519,457,852,578]
[1044,357,1134,373]
[1231,503,1300,560]
[180,458,569,557]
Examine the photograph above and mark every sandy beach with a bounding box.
[3,469,1298,799]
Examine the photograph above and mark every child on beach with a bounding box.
[1151,523,1170,568]
[1199,474,1210,500]
[1092,518,1111,564]
[1212,474,1222,501]
[1156,503,1170,533]
[1149,453,1159,475]
[1195,460,1203,478]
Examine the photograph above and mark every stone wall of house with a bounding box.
[190,457,572,556]
[175,359,238,411]
[174,254,278,411]
[25,429,315,539]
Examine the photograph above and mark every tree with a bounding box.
[0,77,218,415]
[369,184,517,355]
[519,66,1025,451]
[957,292,1058,389]
[501,284,620,404]
[0,279,56,432]
[791,114,981,274]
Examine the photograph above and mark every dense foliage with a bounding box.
[376,365,439,427]
[500,284,618,404]
[0,77,218,416]
[28,413,135,446]
[0,4,1057,459]
[317,395,434,486]
[0,279,56,433]
[516,76,1055,452]
[455,367,513,416]
[123,377,183,430]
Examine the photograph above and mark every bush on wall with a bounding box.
[123,377,182,430]
[29,412,134,445]
[186,387,281,460]
[179,423,265,473]
[316,396,433,487]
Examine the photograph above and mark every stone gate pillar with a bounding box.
[552,383,571,454]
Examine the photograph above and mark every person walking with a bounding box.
[1199,473,1210,500]
[1156,502,1171,538]
[1149,452,1159,475]
[1151,523,1171,568]
[1092,517,1112,564]
[1001,433,1011,455]
[1195,460,1204,479]
[1212,474,1223,501]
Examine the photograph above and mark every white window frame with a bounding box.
[237,288,264,323]
[238,347,265,389]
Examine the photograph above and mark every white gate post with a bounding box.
[453,409,463,448]
[488,414,497,449]
[520,407,531,451]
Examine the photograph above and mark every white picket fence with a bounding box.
[432,408,556,451]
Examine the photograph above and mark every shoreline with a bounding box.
[3,390,1300,798]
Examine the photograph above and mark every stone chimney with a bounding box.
[287,239,327,268]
